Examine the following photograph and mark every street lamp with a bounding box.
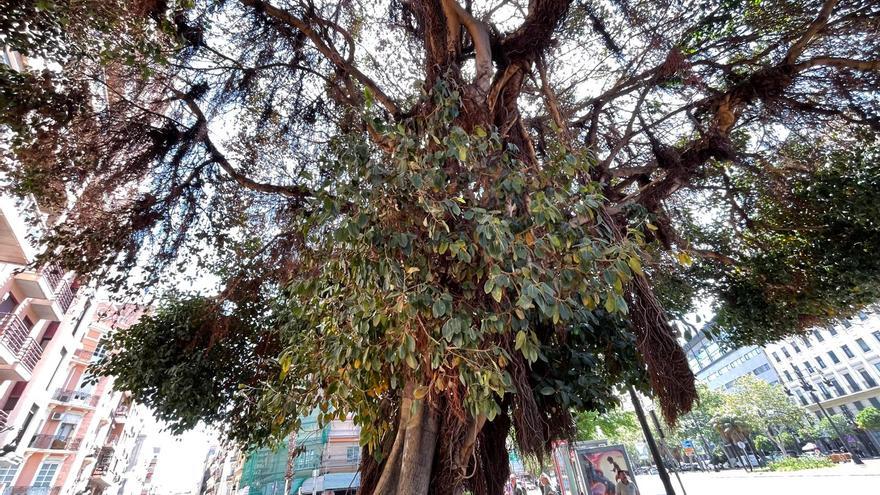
[787,366,863,465]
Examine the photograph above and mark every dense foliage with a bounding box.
[3,0,880,493]
[855,407,880,431]
[766,456,834,472]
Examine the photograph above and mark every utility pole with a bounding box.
[629,386,676,495]
[650,409,688,495]
[789,366,863,464]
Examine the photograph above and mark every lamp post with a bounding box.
[788,366,863,464]
[628,386,676,495]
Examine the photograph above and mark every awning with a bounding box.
[299,472,360,492]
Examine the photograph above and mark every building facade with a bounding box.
[684,328,780,391]
[237,415,360,495]
[765,310,880,452]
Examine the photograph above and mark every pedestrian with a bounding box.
[507,474,526,495]
[615,470,637,495]
[539,472,554,495]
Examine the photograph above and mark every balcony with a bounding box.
[4,488,61,495]
[51,388,100,408]
[0,410,7,429]
[0,314,43,381]
[26,278,75,322]
[90,446,118,487]
[72,348,94,363]
[112,406,129,423]
[27,434,82,451]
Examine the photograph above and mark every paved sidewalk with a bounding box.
[634,458,880,495]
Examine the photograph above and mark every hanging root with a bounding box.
[629,274,697,424]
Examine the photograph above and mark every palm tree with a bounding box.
[712,416,756,470]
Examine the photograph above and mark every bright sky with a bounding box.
[149,420,219,494]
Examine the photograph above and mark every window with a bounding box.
[827,406,837,415]
[870,397,880,409]
[859,369,877,388]
[829,378,845,395]
[816,356,827,369]
[803,337,812,349]
[772,352,781,363]
[32,460,60,488]
[828,351,841,364]
[818,382,832,399]
[782,348,791,358]
[804,361,815,373]
[814,330,825,342]
[792,341,802,353]
[815,411,824,420]
[857,338,870,352]
[854,400,865,411]
[784,370,792,381]
[347,446,360,463]
[875,362,880,375]
[829,326,838,336]
[873,330,880,344]
[0,463,19,487]
[843,373,861,392]
[842,345,855,359]
[293,450,318,470]
[92,341,108,361]
[753,364,771,375]
[796,391,808,406]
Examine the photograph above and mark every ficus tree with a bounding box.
[725,374,809,456]
[3,0,880,494]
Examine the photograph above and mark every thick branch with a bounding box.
[784,0,839,64]
[794,56,880,72]
[240,0,399,115]
[441,0,493,93]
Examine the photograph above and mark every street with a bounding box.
[633,459,880,495]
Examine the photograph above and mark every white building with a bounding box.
[765,310,880,455]
[683,329,780,391]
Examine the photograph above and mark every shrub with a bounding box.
[766,456,834,472]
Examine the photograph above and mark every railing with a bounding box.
[6,487,62,495]
[73,349,94,362]
[52,388,100,407]
[114,405,129,418]
[93,446,115,476]
[54,280,74,314]
[39,264,64,292]
[17,339,43,373]
[0,313,30,357]
[0,410,8,428]
[28,434,82,451]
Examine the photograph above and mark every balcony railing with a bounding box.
[52,388,100,407]
[54,280,74,314]
[28,434,82,451]
[17,339,43,373]
[93,446,115,475]
[114,405,129,418]
[0,410,8,429]
[5,487,61,495]
[0,313,30,357]
[39,264,64,292]
[73,349,94,362]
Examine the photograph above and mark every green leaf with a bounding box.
[539,386,555,395]
[515,330,527,350]
[432,299,446,318]
[491,285,503,303]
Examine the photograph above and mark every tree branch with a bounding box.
[240,0,399,115]
[784,0,839,64]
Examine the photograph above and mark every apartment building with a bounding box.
[684,327,780,391]
[237,415,361,495]
[765,310,880,452]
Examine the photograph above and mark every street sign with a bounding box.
[736,441,746,449]
[681,439,694,449]
[684,447,695,456]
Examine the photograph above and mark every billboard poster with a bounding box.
[550,440,580,495]
[572,444,639,495]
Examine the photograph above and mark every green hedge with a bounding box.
[766,456,834,472]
